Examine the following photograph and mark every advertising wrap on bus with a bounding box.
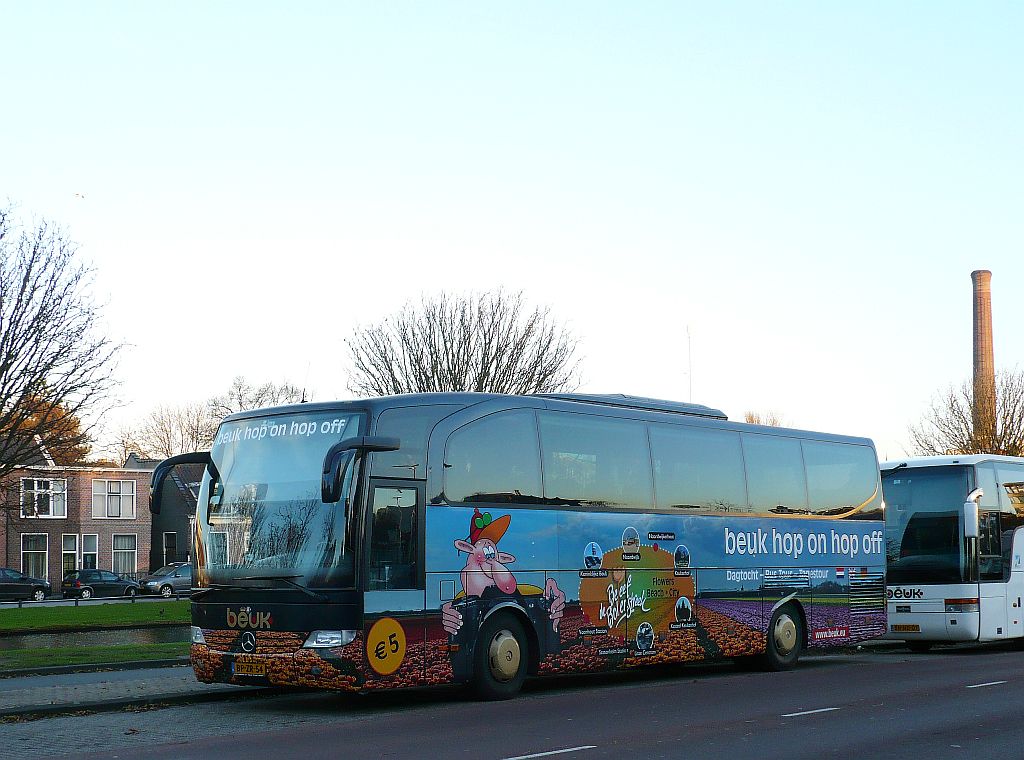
[192,503,885,692]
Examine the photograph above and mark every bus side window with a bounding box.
[979,511,1003,581]
[741,433,808,514]
[996,464,1024,516]
[369,486,418,590]
[649,424,747,513]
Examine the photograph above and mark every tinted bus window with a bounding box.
[975,463,1000,510]
[538,412,653,509]
[372,405,459,479]
[444,410,542,504]
[649,425,747,513]
[742,433,808,514]
[996,463,1024,516]
[802,440,879,515]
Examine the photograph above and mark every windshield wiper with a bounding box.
[191,576,328,602]
[881,462,908,477]
[234,574,329,602]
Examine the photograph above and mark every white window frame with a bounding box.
[62,533,79,576]
[111,533,138,574]
[21,533,49,581]
[92,479,137,519]
[20,478,67,519]
[81,533,98,569]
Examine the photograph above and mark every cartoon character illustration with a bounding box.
[441,508,565,636]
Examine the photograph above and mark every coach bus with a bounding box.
[881,454,1024,651]
[152,392,886,699]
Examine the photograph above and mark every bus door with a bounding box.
[363,479,425,686]
[978,511,1008,639]
[1005,528,1024,639]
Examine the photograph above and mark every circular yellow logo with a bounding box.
[366,617,406,676]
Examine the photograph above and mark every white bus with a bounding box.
[882,454,1024,651]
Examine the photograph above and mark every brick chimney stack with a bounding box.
[971,269,996,447]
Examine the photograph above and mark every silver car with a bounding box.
[140,563,192,597]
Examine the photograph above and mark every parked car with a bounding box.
[140,562,192,597]
[0,567,52,602]
[61,569,141,599]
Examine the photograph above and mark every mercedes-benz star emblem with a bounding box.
[241,631,256,653]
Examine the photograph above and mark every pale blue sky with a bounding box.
[2,2,1021,458]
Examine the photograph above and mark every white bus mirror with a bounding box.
[964,498,980,539]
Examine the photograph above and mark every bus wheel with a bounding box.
[473,612,528,700]
[907,641,933,653]
[762,604,802,671]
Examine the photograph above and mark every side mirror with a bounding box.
[150,451,211,514]
[321,436,400,503]
[964,488,983,539]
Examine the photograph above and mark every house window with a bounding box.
[82,534,98,569]
[22,534,48,580]
[92,479,137,519]
[163,532,178,565]
[21,479,67,518]
[112,534,137,574]
[62,534,78,576]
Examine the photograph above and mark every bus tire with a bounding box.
[907,641,933,653]
[473,612,528,700]
[762,603,802,671]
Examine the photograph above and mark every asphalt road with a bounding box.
[10,645,1024,760]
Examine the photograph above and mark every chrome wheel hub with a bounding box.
[488,630,521,682]
[773,613,797,655]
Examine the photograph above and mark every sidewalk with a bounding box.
[0,663,273,719]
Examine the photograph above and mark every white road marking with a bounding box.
[966,680,1007,689]
[501,746,597,760]
[781,707,840,718]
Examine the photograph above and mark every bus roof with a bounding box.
[220,391,875,447]
[881,454,1024,471]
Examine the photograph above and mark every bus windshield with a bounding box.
[195,410,364,588]
[883,465,970,584]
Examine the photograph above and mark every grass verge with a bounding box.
[0,642,190,671]
[0,601,190,632]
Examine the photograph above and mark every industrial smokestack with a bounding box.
[971,269,996,447]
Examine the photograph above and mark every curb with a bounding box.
[0,685,277,720]
[0,657,192,679]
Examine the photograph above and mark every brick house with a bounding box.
[0,459,156,586]
[124,453,203,570]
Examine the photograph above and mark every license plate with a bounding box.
[891,624,921,633]
[232,661,266,676]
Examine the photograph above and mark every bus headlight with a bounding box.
[303,630,357,648]
[191,626,207,645]
[944,598,980,613]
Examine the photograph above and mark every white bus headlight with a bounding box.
[303,630,357,648]
[191,626,207,645]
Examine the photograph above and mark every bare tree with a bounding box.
[133,403,218,459]
[909,369,1024,456]
[345,290,580,396]
[744,410,785,427]
[208,375,305,419]
[0,207,118,478]
[105,376,304,461]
